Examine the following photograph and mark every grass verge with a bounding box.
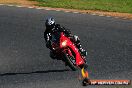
[30,0,132,13]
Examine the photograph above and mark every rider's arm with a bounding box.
[44,30,52,49]
[56,24,72,37]
[44,30,49,42]
[62,27,72,37]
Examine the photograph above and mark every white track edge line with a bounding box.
[0,4,130,20]
[0,4,4,5]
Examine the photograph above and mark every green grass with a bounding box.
[30,0,132,13]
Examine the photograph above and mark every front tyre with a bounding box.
[63,53,77,71]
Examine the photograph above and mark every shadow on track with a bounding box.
[0,69,70,76]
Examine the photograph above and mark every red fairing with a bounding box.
[60,33,85,66]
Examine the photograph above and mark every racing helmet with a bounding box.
[45,17,55,28]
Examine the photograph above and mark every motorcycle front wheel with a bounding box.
[63,53,78,71]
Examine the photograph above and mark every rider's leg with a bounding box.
[71,35,87,57]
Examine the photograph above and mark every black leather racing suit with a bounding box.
[44,24,72,49]
[44,24,86,58]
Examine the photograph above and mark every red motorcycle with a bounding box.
[50,32,87,71]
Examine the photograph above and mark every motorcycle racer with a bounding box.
[44,17,87,59]
[44,18,90,84]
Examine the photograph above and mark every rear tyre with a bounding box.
[63,53,77,71]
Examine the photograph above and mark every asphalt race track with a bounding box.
[0,5,132,88]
